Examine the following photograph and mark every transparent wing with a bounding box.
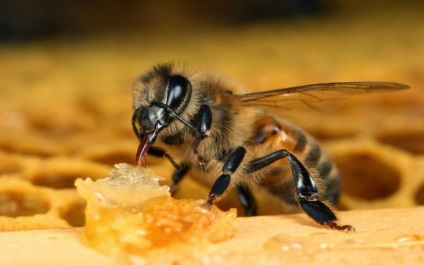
[237,82,409,112]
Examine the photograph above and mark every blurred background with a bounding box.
[0,0,423,229]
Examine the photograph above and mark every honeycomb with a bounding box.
[1,6,423,231]
[75,163,236,262]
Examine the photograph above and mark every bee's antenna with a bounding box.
[151,101,199,133]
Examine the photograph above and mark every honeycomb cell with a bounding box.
[31,172,87,189]
[414,181,424,205]
[60,200,86,227]
[82,150,135,165]
[376,129,424,155]
[27,158,109,189]
[0,191,50,217]
[79,142,141,166]
[333,151,401,200]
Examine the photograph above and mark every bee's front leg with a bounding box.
[192,105,212,165]
[248,150,355,232]
[205,147,246,208]
[147,147,191,194]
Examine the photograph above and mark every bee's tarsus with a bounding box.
[203,199,213,210]
[298,200,338,226]
[207,174,231,205]
[325,221,356,233]
[169,183,178,195]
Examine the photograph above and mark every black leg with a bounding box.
[206,147,246,207]
[147,146,191,194]
[236,184,257,216]
[147,146,180,169]
[247,150,355,232]
[170,162,191,193]
[192,105,212,165]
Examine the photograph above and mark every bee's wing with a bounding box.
[237,82,409,112]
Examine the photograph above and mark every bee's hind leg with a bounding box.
[286,153,355,232]
[247,150,355,232]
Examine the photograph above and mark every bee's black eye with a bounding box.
[165,75,191,112]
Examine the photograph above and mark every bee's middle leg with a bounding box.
[236,184,258,216]
[205,147,246,208]
[247,150,354,232]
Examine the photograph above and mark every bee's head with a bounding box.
[132,64,192,165]
[133,74,192,137]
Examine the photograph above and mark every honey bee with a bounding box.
[131,63,408,231]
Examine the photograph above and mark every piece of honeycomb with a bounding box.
[75,163,236,262]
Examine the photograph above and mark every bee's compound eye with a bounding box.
[166,75,191,111]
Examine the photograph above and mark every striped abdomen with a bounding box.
[249,115,341,205]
